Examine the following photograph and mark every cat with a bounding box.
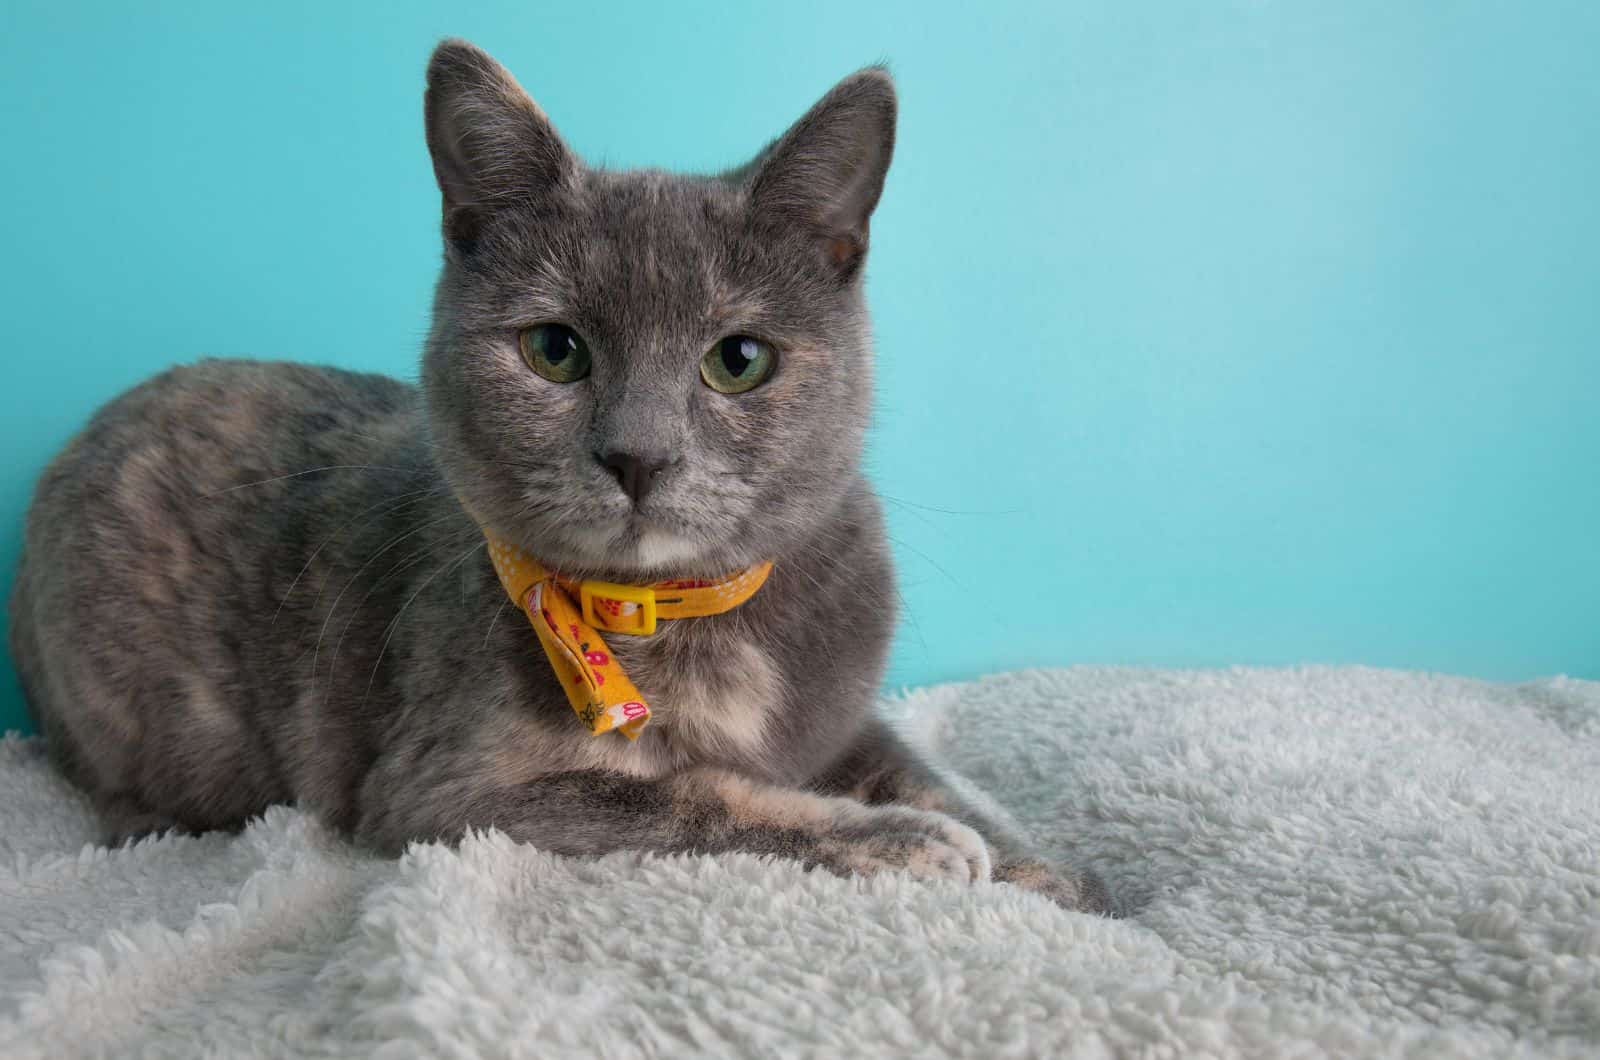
[8,39,1111,915]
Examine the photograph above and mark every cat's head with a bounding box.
[419,39,895,579]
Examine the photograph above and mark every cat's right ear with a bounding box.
[424,39,575,253]
[744,68,898,281]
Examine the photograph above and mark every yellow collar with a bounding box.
[482,528,773,740]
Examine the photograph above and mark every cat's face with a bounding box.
[420,40,895,578]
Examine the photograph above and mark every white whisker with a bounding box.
[204,464,421,496]
[360,541,488,706]
[271,485,446,628]
[311,510,465,687]
[482,599,511,650]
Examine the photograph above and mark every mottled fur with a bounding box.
[8,40,1110,914]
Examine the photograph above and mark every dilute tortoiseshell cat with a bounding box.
[8,40,1110,914]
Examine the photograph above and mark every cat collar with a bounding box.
[481,528,772,740]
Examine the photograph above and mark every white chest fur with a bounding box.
[559,636,780,779]
[648,639,778,760]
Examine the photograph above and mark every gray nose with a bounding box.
[596,450,674,506]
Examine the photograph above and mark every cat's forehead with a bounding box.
[576,170,738,252]
[479,169,804,336]
[554,170,771,325]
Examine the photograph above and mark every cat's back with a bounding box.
[9,358,421,829]
[15,358,417,582]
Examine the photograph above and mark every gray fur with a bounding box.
[7,39,1111,915]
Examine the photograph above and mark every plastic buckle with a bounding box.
[579,580,658,635]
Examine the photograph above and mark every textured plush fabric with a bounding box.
[2,666,1596,1057]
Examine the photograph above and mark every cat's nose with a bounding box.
[595,449,675,506]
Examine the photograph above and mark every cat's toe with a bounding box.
[994,859,1117,916]
[827,805,993,884]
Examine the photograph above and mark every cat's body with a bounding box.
[8,41,1110,913]
[12,358,892,845]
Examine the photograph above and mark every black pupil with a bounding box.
[544,328,573,364]
[721,337,754,377]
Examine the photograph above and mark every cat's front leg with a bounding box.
[811,720,1116,916]
[354,763,992,885]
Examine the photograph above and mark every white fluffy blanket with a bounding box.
[2,666,1597,1058]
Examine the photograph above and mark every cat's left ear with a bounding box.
[424,39,576,252]
[745,68,897,280]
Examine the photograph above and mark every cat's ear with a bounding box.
[424,39,575,252]
[745,68,897,280]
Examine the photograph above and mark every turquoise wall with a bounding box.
[3,1,1597,733]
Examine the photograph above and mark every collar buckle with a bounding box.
[579,580,658,635]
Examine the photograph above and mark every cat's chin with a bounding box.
[629,526,706,570]
[544,516,721,579]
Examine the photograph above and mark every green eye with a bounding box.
[701,335,776,394]
[518,324,592,383]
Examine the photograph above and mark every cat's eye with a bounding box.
[518,324,592,384]
[701,336,776,394]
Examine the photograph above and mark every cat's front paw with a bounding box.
[820,804,992,884]
[994,859,1117,916]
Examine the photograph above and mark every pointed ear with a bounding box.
[423,39,575,252]
[746,68,897,279]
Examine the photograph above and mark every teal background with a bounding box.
[2,2,1597,733]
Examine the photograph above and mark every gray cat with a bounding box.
[8,40,1111,914]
